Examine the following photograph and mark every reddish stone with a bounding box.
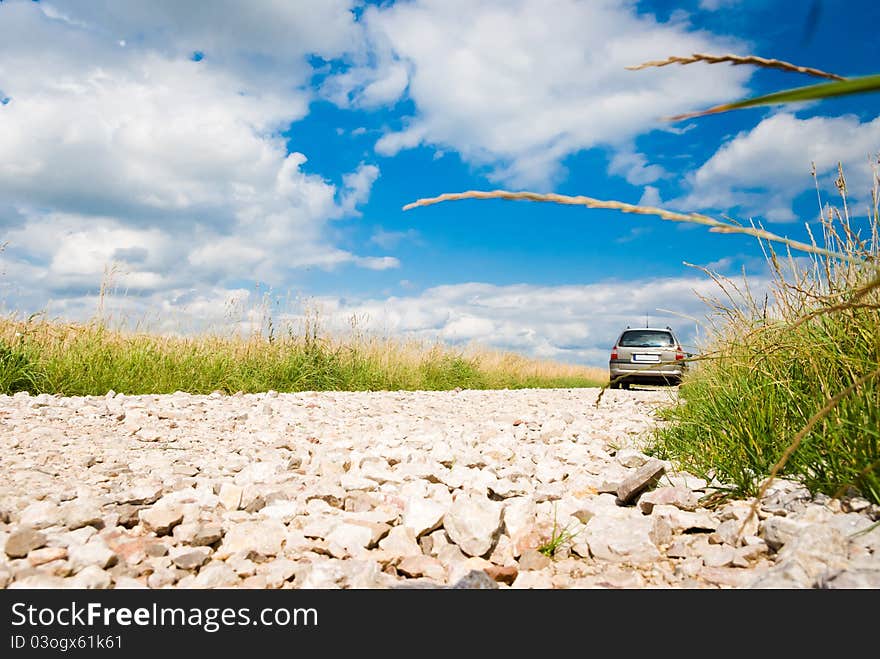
[484,564,518,585]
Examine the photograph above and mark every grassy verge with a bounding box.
[0,317,606,396]
[649,169,880,504]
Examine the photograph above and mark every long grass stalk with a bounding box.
[403,189,859,262]
[626,53,845,80]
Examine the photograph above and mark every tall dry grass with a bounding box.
[649,164,879,504]
[0,308,606,396]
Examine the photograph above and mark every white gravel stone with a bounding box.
[215,520,286,559]
[169,546,212,570]
[19,501,63,529]
[502,497,538,539]
[301,515,341,540]
[443,492,503,557]
[616,448,650,468]
[26,547,67,568]
[761,516,810,551]
[71,565,112,589]
[377,526,421,558]
[114,576,149,589]
[700,544,736,568]
[8,574,68,589]
[638,487,700,514]
[539,419,567,441]
[5,528,47,558]
[651,505,718,533]
[262,558,299,588]
[663,471,708,491]
[752,525,850,588]
[402,498,447,537]
[118,485,163,506]
[147,564,179,589]
[511,570,554,589]
[62,499,106,530]
[68,539,117,572]
[326,523,374,557]
[219,484,243,511]
[261,501,300,523]
[397,555,445,581]
[56,526,97,547]
[192,562,239,588]
[616,459,666,504]
[583,511,660,564]
[139,506,184,535]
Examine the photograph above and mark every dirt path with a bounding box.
[1,388,877,588]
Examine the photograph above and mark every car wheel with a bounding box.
[621,381,630,390]
[609,380,620,390]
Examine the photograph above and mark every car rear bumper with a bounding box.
[609,360,685,379]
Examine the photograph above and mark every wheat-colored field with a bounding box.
[0,314,606,396]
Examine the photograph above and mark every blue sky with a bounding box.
[0,0,878,366]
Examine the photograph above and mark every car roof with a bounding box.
[620,327,676,333]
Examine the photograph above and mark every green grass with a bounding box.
[0,336,39,393]
[0,317,606,396]
[537,506,581,558]
[649,170,880,505]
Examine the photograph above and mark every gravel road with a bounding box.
[1,388,877,589]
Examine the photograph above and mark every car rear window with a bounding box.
[618,330,675,347]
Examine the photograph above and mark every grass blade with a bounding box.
[667,74,880,121]
[740,364,880,535]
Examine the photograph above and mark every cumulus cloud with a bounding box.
[4,214,180,296]
[354,256,401,271]
[675,112,880,221]
[339,164,381,216]
[0,0,390,317]
[288,277,748,366]
[609,148,667,185]
[334,0,750,188]
[614,226,653,244]
[43,0,362,76]
[639,185,664,207]
[698,0,742,10]
[368,228,421,249]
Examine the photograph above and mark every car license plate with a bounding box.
[632,354,660,362]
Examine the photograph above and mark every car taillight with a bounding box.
[611,347,618,360]
[675,346,685,361]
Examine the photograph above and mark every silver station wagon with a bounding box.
[608,327,687,389]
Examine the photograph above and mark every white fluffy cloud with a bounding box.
[43,0,362,72]
[369,228,421,249]
[290,277,741,366]
[334,0,750,188]
[698,0,742,10]
[676,112,880,221]
[0,0,392,315]
[609,148,667,185]
[0,270,736,367]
